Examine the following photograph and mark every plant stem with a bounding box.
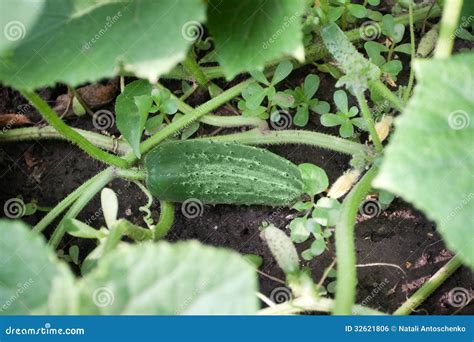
[403,0,416,103]
[434,0,463,58]
[133,79,253,159]
[115,167,146,181]
[49,167,115,249]
[197,129,371,157]
[181,50,209,87]
[370,80,404,112]
[355,90,383,152]
[154,201,175,240]
[258,296,385,315]
[394,254,463,315]
[333,166,378,314]
[20,90,129,168]
[33,170,110,233]
[0,126,131,155]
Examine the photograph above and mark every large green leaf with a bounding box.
[78,241,258,314]
[0,0,205,89]
[373,53,474,269]
[0,219,76,314]
[207,0,305,80]
[115,80,152,158]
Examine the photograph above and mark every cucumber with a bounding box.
[144,141,303,206]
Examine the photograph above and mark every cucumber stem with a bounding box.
[197,129,371,157]
[0,126,131,155]
[403,1,416,103]
[434,0,463,58]
[20,90,129,168]
[154,201,175,240]
[393,254,463,315]
[355,90,383,152]
[181,50,209,87]
[333,166,378,314]
[49,167,115,249]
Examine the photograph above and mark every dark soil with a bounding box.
[0,63,472,315]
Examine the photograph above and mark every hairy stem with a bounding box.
[394,254,463,315]
[333,166,378,314]
[20,90,129,168]
[355,90,383,152]
[33,170,110,233]
[0,126,131,155]
[154,201,175,240]
[197,129,371,157]
[371,80,404,112]
[403,1,416,103]
[434,0,463,58]
[182,50,209,87]
[49,168,115,249]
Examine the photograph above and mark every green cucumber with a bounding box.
[144,141,303,206]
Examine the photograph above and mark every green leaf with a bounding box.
[101,188,118,228]
[394,43,412,55]
[303,74,320,99]
[271,91,295,108]
[334,90,348,113]
[79,241,258,314]
[373,54,474,269]
[310,100,330,114]
[0,0,206,89]
[271,61,293,85]
[298,163,329,197]
[368,0,380,5]
[339,120,354,138]
[0,219,76,314]
[116,80,153,158]
[382,14,405,43]
[312,197,341,227]
[381,60,403,77]
[292,201,313,211]
[310,239,326,256]
[321,113,343,127]
[290,217,310,243]
[294,106,309,127]
[207,0,305,80]
[347,4,367,19]
[364,41,388,66]
[69,245,80,265]
[249,70,269,85]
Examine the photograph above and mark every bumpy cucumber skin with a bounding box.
[144,141,303,206]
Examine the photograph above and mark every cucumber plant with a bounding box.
[0,0,472,317]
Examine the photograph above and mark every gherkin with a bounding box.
[144,141,303,206]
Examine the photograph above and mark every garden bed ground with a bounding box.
[0,62,472,315]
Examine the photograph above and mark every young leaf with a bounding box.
[66,218,107,239]
[298,163,329,197]
[312,197,341,227]
[79,241,258,314]
[374,53,474,269]
[294,106,309,127]
[304,74,320,100]
[347,4,367,19]
[0,0,206,89]
[0,219,76,314]
[290,217,310,243]
[115,80,153,158]
[271,61,293,85]
[207,0,304,80]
